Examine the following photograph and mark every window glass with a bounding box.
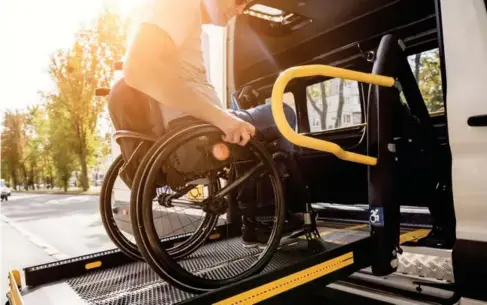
[407,48,444,115]
[306,79,362,132]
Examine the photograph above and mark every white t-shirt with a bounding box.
[128,0,221,127]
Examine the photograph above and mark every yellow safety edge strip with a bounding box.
[215,227,430,305]
[399,229,431,244]
[214,252,354,305]
[8,270,23,305]
[271,65,396,166]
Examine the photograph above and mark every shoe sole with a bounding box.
[242,242,259,248]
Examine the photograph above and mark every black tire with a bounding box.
[101,154,218,262]
[129,125,219,261]
[100,155,143,261]
[134,124,285,293]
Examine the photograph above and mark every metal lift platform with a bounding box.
[7,218,452,305]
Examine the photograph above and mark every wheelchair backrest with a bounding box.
[107,78,163,187]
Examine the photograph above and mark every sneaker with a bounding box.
[242,216,272,248]
[241,213,304,248]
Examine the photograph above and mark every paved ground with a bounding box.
[0,192,211,300]
[1,193,115,298]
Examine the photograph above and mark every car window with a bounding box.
[407,48,444,115]
[306,79,362,132]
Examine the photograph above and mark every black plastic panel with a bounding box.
[452,239,487,301]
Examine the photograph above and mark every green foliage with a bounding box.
[1,110,27,189]
[418,49,444,113]
[43,7,129,191]
[409,49,444,114]
[1,6,129,192]
[22,106,53,189]
[47,104,78,192]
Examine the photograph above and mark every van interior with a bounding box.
[229,0,455,248]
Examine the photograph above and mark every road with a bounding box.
[1,193,115,298]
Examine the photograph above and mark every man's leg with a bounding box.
[230,104,304,247]
[230,103,297,154]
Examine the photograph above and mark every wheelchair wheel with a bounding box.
[100,155,143,261]
[101,155,218,262]
[129,126,220,262]
[133,123,285,293]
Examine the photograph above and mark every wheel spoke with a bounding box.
[135,127,284,292]
[210,162,265,199]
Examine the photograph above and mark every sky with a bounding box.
[0,0,136,114]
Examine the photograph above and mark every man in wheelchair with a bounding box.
[109,0,305,248]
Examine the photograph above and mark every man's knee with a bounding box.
[283,104,297,129]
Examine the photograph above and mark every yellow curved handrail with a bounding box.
[271,65,396,166]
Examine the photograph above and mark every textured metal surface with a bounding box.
[318,225,454,282]
[66,237,321,305]
[64,224,453,305]
[397,252,453,282]
[176,239,261,278]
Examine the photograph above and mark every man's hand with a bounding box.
[215,113,256,146]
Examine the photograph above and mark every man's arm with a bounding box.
[124,23,255,145]
[123,0,255,145]
[123,23,228,128]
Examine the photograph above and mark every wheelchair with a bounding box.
[98,73,314,293]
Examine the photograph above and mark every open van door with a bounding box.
[441,0,487,301]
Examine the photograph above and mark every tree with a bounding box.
[23,105,51,189]
[48,113,78,192]
[1,107,54,190]
[418,49,443,113]
[306,81,329,129]
[335,79,345,128]
[1,110,28,190]
[413,53,422,81]
[44,7,129,191]
[408,49,443,113]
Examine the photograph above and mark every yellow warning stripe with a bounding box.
[216,227,430,305]
[299,224,368,241]
[8,270,23,305]
[214,252,353,305]
[319,224,368,244]
[321,223,369,236]
[399,229,431,244]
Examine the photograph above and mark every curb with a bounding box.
[13,191,100,196]
[1,214,69,260]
